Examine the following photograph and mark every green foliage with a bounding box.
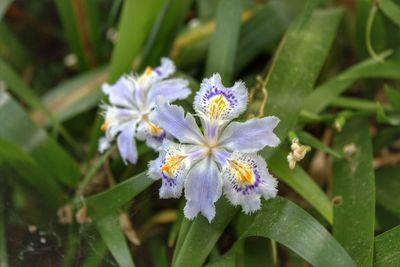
[1,0,400,266]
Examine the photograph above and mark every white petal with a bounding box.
[222,152,278,214]
[194,73,248,121]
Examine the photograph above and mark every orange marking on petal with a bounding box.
[160,155,186,174]
[228,160,254,184]
[144,67,152,76]
[101,121,109,132]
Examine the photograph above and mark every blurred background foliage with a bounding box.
[0,0,400,266]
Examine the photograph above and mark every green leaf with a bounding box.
[108,0,164,82]
[263,7,343,148]
[85,172,154,220]
[241,197,356,267]
[0,138,66,208]
[375,167,400,217]
[205,0,242,84]
[0,58,80,155]
[32,66,107,126]
[55,0,102,70]
[332,119,375,267]
[196,0,220,21]
[96,212,135,267]
[235,0,305,73]
[302,51,394,114]
[172,198,238,267]
[81,237,108,267]
[379,0,400,28]
[338,60,400,80]
[374,226,400,267]
[296,130,343,159]
[268,149,333,223]
[384,84,400,109]
[0,22,31,71]
[173,8,343,267]
[0,90,79,186]
[205,198,356,267]
[295,0,322,30]
[376,102,400,125]
[141,0,193,68]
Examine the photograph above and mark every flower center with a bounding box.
[228,159,254,184]
[142,114,162,135]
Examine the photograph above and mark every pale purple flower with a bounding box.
[148,73,280,222]
[99,58,191,164]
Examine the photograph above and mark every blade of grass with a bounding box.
[0,22,31,72]
[0,90,79,186]
[0,138,67,208]
[205,198,356,267]
[172,198,238,267]
[268,149,333,223]
[302,50,394,114]
[81,237,108,267]
[384,84,400,109]
[262,7,343,151]
[375,167,400,217]
[0,58,81,156]
[31,66,107,125]
[379,0,400,28]
[96,211,135,267]
[141,0,193,68]
[108,0,164,82]
[374,225,400,267]
[85,172,153,220]
[332,118,375,267]
[240,197,356,267]
[55,0,101,69]
[235,0,306,73]
[205,0,242,84]
[173,8,343,267]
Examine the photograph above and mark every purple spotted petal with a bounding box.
[184,157,222,222]
[117,123,138,164]
[149,99,204,145]
[102,76,136,109]
[148,141,190,198]
[194,73,248,121]
[147,78,191,108]
[222,152,277,214]
[219,116,280,153]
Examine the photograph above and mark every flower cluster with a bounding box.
[99,58,280,222]
[98,58,191,164]
[148,74,280,222]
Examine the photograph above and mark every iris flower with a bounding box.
[98,58,191,164]
[148,74,280,222]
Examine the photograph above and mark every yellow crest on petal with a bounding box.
[228,159,254,184]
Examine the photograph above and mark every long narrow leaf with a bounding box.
[374,226,400,267]
[0,90,79,186]
[96,212,135,267]
[332,119,375,267]
[205,0,242,83]
[268,149,333,223]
